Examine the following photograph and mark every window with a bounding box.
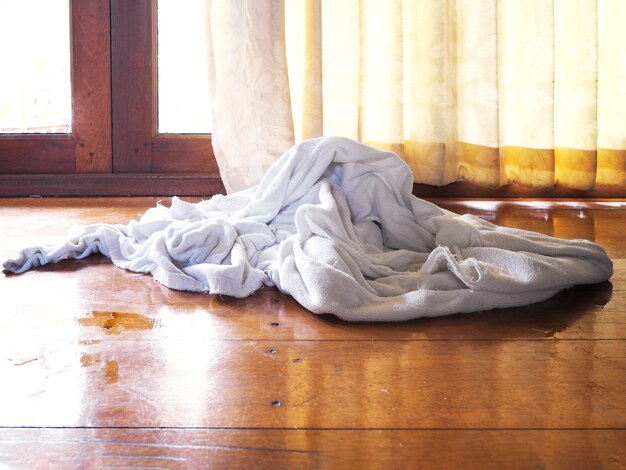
[0,0,222,196]
[157,0,212,134]
[0,0,71,134]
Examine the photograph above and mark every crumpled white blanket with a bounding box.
[3,137,613,321]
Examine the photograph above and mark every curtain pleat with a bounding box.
[206,0,293,193]
[284,0,323,141]
[455,0,500,187]
[554,0,597,190]
[207,0,626,193]
[292,0,626,191]
[597,0,626,186]
[498,0,555,188]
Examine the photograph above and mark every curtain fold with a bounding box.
[205,0,294,193]
[207,0,626,193]
[597,0,626,186]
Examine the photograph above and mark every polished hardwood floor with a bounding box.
[1,197,625,468]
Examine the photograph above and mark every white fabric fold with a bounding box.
[3,137,613,321]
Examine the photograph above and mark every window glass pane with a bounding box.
[157,0,213,134]
[0,0,71,134]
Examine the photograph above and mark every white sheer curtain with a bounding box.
[205,0,294,193]
[206,0,626,193]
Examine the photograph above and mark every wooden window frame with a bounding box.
[0,0,224,196]
[0,0,111,176]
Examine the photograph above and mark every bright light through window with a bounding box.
[0,0,71,134]
[157,0,213,134]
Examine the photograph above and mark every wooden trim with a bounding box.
[0,136,76,174]
[413,181,626,199]
[110,0,218,176]
[111,0,155,172]
[71,0,112,173]
[0,174,225,197]
[150,0,159,136]
[2,172,622,199]
[109,0,218,176]
[152,135,218,173]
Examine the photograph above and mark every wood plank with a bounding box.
[0,428,623,469]
[1,270,623,341]
[111,0,154,172]
[152,135,219,173]
[1,198,623,253]
[0,136,75,174]
[0,174,224,197]
[1,198,623,251]
[0,197,624,468]
[1,197,624,343]
[72,0,112,173]
[435,199,626,259]
[0,338,624,428]
[415,180,626,198]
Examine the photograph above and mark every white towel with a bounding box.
[3,137,613,321]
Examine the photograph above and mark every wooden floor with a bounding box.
[1,197,625,469]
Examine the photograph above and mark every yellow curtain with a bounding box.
[285,0,626,191]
